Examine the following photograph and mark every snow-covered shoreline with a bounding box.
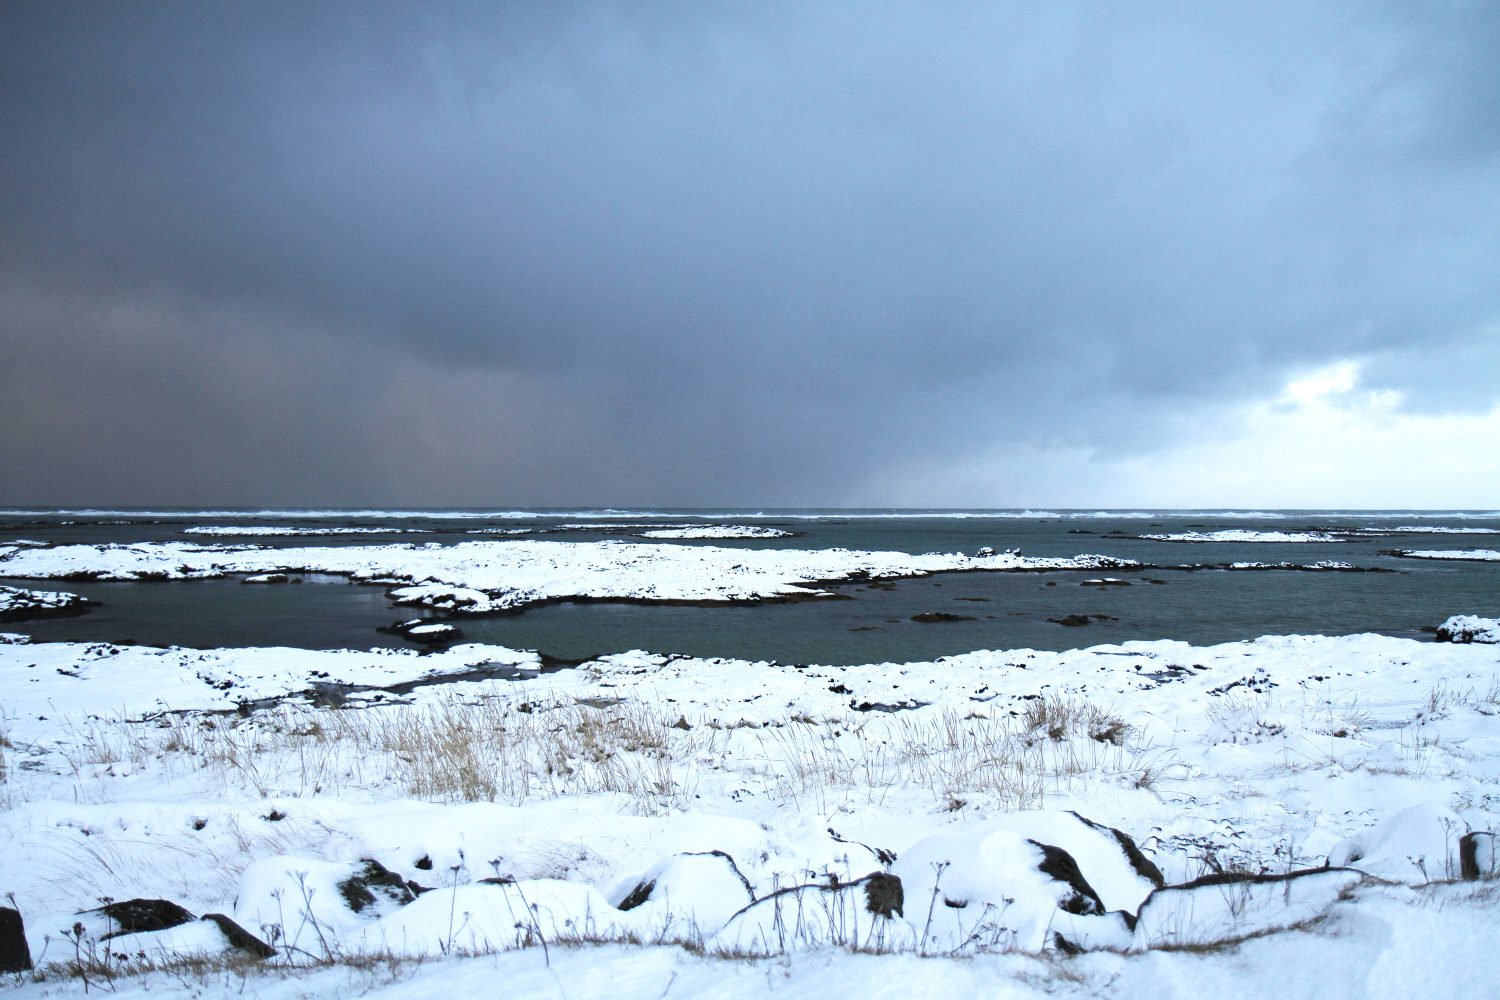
[1,616,1497,996]
[0,539,1141,613]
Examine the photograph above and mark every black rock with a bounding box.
[0,907,31,973]
[90,898,195,937]
[337,859,417,913]
[1460,831,1497,880]
[911,612,975,623]
[378,619,465,645]
[200,913,276,958]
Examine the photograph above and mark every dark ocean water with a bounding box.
[2,508,1496,664]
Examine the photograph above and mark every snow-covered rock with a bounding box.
[0,583,93,621]
[1435,615,1500,644]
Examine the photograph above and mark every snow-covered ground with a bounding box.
[1140,530,1345,543]
[635,526,794,539]
[1394,548,1500,562]
[184,527,431,536]
[2,616,1498,997]
[0,539,1137,613]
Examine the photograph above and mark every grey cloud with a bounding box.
[2,1,1497,505]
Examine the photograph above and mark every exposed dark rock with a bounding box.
[200,913,276,958]
[1459,831,1497,880]
[337,859,417,913]
[241,574,291,585]
[0,907,31,973]
[1028,840,1105,916]
[911,612,975,623]
[1068,812,1166,888]
[614,850,755,914]
[378,619,465,645]
[89,898,196,937]
[1048,614,1093,627]
[616,879,655,911]
[863,872,904,918]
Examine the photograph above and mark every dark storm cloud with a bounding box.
[2,1,1497,505]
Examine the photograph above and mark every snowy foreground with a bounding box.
[1,618,1499,998]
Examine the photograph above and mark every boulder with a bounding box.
[88,898,196,938]
[337,858,418,913]
[715,872,914,954]
[200,913,276,958]
[1132,867,1367,950]
[0,907,30,974]
[1434,615,1500,644]
[377,619,465,645]
[611,850,756,933]
[1327,802,1470,882]
[892,811,1160,953]
[1459,832,1497,881]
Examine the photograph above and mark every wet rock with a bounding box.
[242,573,291,584]
[911,612,975,623]
[1048,614,1093,627]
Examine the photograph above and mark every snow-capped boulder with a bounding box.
[1435,615,1500,644]
[1132,868,1366,950]
[378,619,465,645]
[890,811,1160,953]
[1327,802,1470,882]
[714,872,914,954]
[611,850,756,933]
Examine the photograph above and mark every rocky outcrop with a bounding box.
[0,907,30,973]
[377,619,465,645]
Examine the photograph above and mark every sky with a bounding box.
[2,1,1498,509]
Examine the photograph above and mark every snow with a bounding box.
[1396,548,1500,562]
[1142,530,1344,542]
[636,526,794,539]
[0,538,1139,613]
[2,609,1499,995]
[0,584,91,620]
[1437,615,1500,644]
[185,526,430,536]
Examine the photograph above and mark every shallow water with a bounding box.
[3,508,1495,663]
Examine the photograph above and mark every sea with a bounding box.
[3,508,1496,665]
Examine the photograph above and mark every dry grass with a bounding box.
[49,691,1153,816]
